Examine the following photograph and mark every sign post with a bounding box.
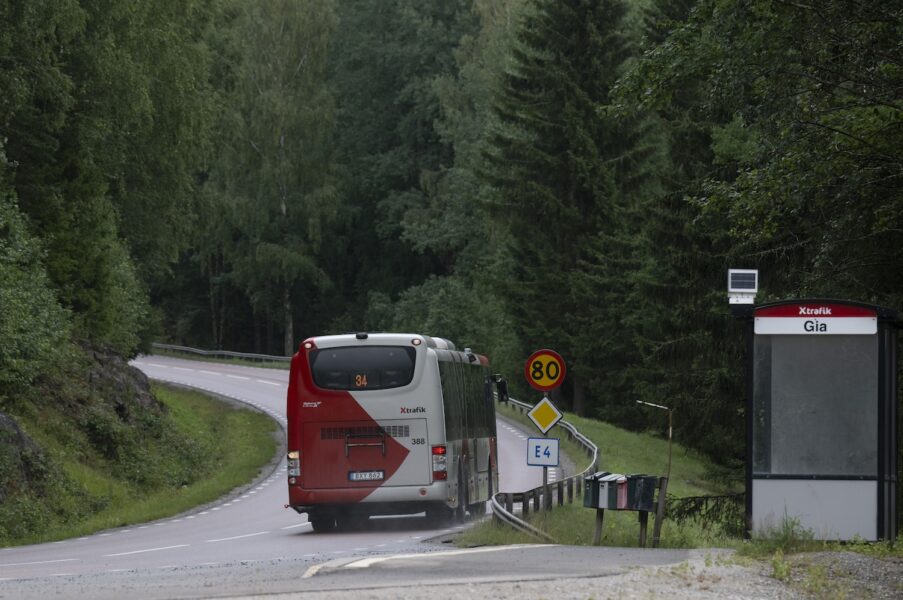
[524,349,566,510]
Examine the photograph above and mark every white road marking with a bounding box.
[302,563,326,579]
[173,367,194,372]
[145,364,169,368]
[226,375,250,380]
[281,523,311,530]
[104,544,189,557]
[199,370,220,375]
[205,531,269,543]
[345,545,553,569]
[256,379,281,386]
[0,558,79,567]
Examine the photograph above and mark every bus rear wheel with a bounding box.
[309,513,336,533]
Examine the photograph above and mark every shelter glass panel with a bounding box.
[753,335,878,476]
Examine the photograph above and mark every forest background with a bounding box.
[1,0,901,489]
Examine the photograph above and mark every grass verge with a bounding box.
[8,384,278,545]
[459,401,742,548]
[468,403,903,563]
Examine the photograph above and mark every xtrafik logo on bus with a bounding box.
[400,406,426,414]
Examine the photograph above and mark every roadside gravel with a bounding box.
[236,549,903,600]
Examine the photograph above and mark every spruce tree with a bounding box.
[481,0,640,414]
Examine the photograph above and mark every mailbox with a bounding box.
[584,472,626,509]
[627,475,658,512]
[584,473,655,510]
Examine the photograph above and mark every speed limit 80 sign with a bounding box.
[524,349,566,391]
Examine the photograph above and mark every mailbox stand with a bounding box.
[585,473,669,547]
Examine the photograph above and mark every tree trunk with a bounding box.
[283,285,294,356]
[572,379,586,416]
[208,255,219,349]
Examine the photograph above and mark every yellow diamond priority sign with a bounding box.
[528,396,563,434]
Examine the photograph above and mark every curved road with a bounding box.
[0,355,566,597]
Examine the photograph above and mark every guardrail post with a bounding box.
[567,478,574,503]
[506,493,513,514]
[557,481,563,506]
[522,492,529,517]
[533,489,540,512]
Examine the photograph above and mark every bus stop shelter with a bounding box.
[733,299,898,541]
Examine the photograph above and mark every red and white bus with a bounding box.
[285,333,500,531]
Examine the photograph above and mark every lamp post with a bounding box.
[636,400,673,481]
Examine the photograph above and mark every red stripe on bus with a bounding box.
[286,340,410,504]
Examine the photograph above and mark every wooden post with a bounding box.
[638,510,649,547]
[543,467,550,511]
[652,476,669,548]
[534,488,541,512]
[557,481,564,506]
[567,478,574,504]
[593,508,604,545]
[522,492,529,517]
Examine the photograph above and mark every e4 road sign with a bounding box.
[527,437,560,467]
[528,396,563,434]
[524,349,566,391]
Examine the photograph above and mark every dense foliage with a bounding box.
[1,0,901,479]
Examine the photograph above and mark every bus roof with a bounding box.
[301,333,457,351]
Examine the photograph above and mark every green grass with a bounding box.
[460,401,741,548]
[496,401,729,497]
[469,404,903,561]
[459,502,738,549]
[7,385,278,545]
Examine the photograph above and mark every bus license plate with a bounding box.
[349,470,384,482]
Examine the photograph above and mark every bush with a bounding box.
[0,195,70,397]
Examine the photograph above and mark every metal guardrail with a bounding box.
[151,343,291,363]
[491,397,599,542]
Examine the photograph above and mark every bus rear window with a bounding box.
[309,346,416,391]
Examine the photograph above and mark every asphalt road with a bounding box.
[0,355,586,598]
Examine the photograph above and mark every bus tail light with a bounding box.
[431,445,447,481]
[287,450,301,479]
